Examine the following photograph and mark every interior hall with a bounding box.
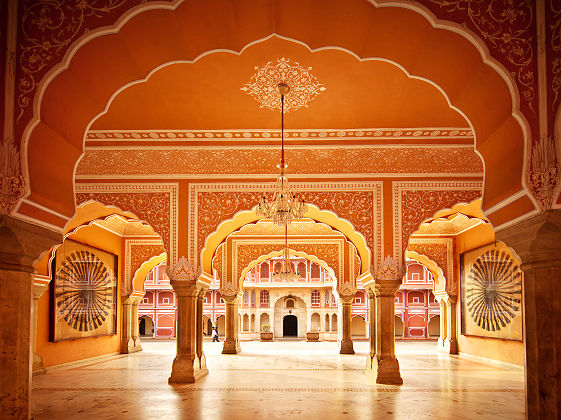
[1,1,560,419]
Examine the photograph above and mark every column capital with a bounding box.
[219,277,240,299]
[338,294,355,304]
[372,255,404,296]
[336,282,356,302]
[170,281,201,297]
[167,256,201,282]
[220,292,241,303]
[0,215,61,271]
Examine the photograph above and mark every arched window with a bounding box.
[260,290,270,307]
[311,290,320,307]
[251,290,256,307]
[273,261,282,274]
[297,262,306,278]
[243,291,249,307]
[325,291,330,307]
[331,313,338,331]
[311,263,320,279]
[286,299,295,308]
[331,294,336,306]
[260,262,269,279]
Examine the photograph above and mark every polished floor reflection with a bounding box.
[32,340,524,419]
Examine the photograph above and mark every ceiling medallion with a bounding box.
[272,225,300,282]
[256,83,307,226]
[241,57,325,112]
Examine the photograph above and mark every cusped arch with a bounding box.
[132,253,167,294]
[202,204,370,276]
[238,249,337,289]
[405,251,446,295]
[18,0,535,232]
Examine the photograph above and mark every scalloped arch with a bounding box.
[201,204,370,276]
[238,249,336,288]
[405,250,446,294]
[132,253,167,294]
[17,0,536,231]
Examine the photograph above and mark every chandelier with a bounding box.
[256,83,307,226]
[272,224,300,282]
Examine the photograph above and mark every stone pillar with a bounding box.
[372,283,403,384]
[339,294,355,354]
[0,216,61,418]
[436,298,447,351]
[365,256,404,385]
[222,293,241,354]
[444,297,458,354]
[496,210,561,419]
[196,288,208,375]
[366,288,376,362]
[120,295,142,354]
[131,298,142,350]
[32,281,48,375]
[167,257,208,384]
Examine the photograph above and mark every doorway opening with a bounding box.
[139,315,154,337]
[283,315,298,337]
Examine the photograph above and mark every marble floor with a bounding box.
[32,340,524,419]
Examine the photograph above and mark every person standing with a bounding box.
[212,326,219,342]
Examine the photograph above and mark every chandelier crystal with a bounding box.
[272,225,300,282]
[256,83,307,226]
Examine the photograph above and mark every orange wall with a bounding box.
[455,223,524,366]
[36,225,123,367]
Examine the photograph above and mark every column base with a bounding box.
[168,354,208,384]
[121,338,142,354]
[222,339,241,354]
[365,354,403,385]
[443,339,458,354]
[32,352,46,376]
[437,337,445,350]
[339,339,355,354]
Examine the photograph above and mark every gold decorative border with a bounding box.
[86,127,474,141]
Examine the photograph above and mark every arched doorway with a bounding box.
[428,315,440,338]
[274,295,307,338]
[202,315,212,336]
[351,315,366,337]
[139,315,154,337]
[395,315,404,337]
[283,315,298,337]
[311,313,320,332]
[216,315,225,337]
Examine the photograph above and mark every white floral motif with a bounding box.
[529,136,560,209]
[241,58,326,112]
[0,138,26,215]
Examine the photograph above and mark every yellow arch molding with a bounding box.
[132,252,167,294]
[200,204,371,276]
[238,249,337,289]
[405,250,446,294]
